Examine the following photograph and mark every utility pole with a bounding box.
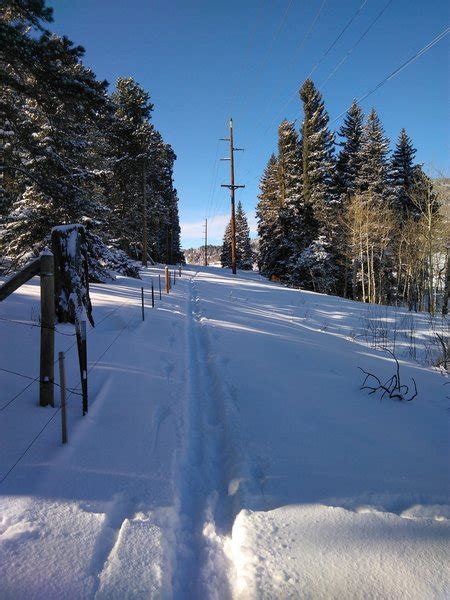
[221,118,244,275]
[142,159,148,267]
[204,218,208,266]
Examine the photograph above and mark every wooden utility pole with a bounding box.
[40,251,55,407]
[204,218,208,266]
[221,118,244,275]
[142,160,148,267]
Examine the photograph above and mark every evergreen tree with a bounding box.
[220,221,232,268]
[256,154,286,280]
[334,101,364,297]
[297,79,337,291]
[276,120,304,282]
[107,77,154,258]
[235,201,253,270]
[0,0,182,275]
[356,108,391,199]
[336,100,364,200]
[390,128,417,216]
[221,202,253,270]
[2,28,110,264]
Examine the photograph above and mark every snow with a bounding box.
[0,265,449,598]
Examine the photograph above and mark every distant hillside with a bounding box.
[183,240,259,266]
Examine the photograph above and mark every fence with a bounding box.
[0,263,184,484]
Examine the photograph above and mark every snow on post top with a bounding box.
[51,224,84,233]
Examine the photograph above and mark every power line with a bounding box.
[307,0,369,79]
[321,0,395,89]
[263,0,327,132]
[266,0,369,131]
[331,26,450,124]
[258,0,296,73]
[228,0,267,110]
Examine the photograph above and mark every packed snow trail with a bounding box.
[1,265,449,598]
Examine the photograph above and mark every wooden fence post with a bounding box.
[159,274,162,300]
[151,280,155,308]
[141,287,145,321]
[76,320,88,415]
[58,352,68,444]
[179,265,182,277]
[173,269,176,286]
[165,266,170,294]
[40,250,55,407]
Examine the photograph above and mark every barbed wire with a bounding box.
[0,274,167,484]
[0,316,76,336]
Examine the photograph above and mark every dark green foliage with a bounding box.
[221,201,253,270]
[0,0,182,275]
[390,129,417,216]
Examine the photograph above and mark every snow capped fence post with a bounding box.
[151,280,155,308]
[173,269,176,286]
[159,274,162,300]
[51,224,94,327]
[141,287,145,321]
[40,249,55,407]
[165,266,170,294]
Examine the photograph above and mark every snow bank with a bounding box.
[1,265,448,598]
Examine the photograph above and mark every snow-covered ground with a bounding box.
[1,265,449,599]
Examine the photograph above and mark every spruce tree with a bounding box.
[297,79,337,292]
[107,77,154,258]
[220,221,232,268]
[334,101,364,297]
[1,24,110,264]
[356,108,391,199]
[277,120,304,282]
[256,154,286,280]
[336,100,364,200]
[299,80,335,231]
[390,128,417,216]
[235,201,253,270]
[220,202,253,270]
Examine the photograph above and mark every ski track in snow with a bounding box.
[171,275,233,598]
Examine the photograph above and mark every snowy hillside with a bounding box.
[1,265,449,599]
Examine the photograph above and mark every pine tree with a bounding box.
[356,108,391,199]
[235,201,253,270]
[390,128,417,216]
[220,202,253,270]
[1,1,182,276]
[276,120,304,282]
[297,79,337,292]
[220,221,232,268]
[107,77,154,258]
[1,23,110,264]
[334,101,364,297]
[336,100,364,200]
[256,154,286,280]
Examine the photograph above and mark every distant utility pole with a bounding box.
[221,118,244,275]
[204,218,208,266]
[142,159,148,267]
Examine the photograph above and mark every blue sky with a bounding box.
[50,0,449,248]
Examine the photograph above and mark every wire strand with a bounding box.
[330,26,450,124]
[320,0,395,89]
